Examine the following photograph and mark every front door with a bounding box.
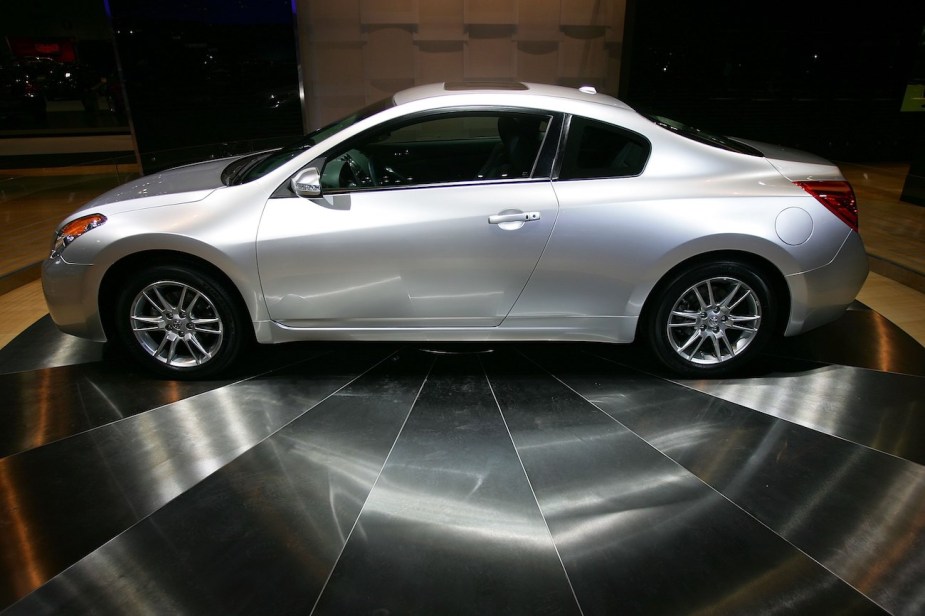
[256,109,559,328]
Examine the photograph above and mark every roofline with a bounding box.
[392,81,633,111]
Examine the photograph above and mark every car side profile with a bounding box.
[42,82,868,378]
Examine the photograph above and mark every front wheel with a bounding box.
[113,265,248,379]
[647,262,776,377]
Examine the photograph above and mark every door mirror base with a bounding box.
[291,167,322,198]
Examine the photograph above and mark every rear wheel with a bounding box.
[648,262,776,377]
[114,265,247,378]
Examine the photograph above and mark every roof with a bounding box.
[392,81,633,111]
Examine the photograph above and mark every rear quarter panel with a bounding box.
[509,130,853,329]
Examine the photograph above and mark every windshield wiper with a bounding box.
[226,153,270,186]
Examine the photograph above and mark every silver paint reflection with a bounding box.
[538,347,925,615]
[681,364,925,462]
[2,350,431,615]
[0,350,389,606]
[484,349,884,614]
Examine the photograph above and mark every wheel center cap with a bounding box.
[707,315,720,328]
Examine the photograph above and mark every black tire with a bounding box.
[113,265,248,379]
[647,261,776,377]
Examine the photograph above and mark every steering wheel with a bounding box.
[340,150,376,188]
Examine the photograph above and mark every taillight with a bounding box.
[794,180,858,232]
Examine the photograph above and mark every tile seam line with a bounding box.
[0,345,404,609]
[592,349,925,469]
[532,346,897,614]
[481,350,586,616]
[0,346,339,463]
[309,347,436,616]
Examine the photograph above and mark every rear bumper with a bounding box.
[784,231,868,336]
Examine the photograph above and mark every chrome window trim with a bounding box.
[303,106,563,195]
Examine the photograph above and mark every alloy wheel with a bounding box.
[129,280,225,368]
[665,276,762,366]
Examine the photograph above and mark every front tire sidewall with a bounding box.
[648,262,776,378]
[114,266,246,379]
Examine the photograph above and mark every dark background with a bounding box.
[3,0,924,171]
[105,0,303,171]
[621,0,925,162]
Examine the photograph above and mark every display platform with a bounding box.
[0,304,923,615]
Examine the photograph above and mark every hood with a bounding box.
[83,157,236,213]
[732,137,845,181]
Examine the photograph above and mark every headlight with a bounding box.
[50,214,107,258]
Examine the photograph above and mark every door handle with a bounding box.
[488,211,541,224]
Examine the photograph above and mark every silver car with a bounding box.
[42,82,868,378]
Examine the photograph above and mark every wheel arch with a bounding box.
[637,250,791,339]
[98,250,255,344]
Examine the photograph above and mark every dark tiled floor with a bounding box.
[0,305,922,614]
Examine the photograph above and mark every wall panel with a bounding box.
[297,0,626,128]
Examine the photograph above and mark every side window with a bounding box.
[320,111,551,191]
[558,116,650,180]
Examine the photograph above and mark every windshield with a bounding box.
[223,96,395,185]
[643,113,762,157]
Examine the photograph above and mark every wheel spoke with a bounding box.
[705,279,716,307]
[719,282,742,308]
[671,310,699,321]
[710,335,723,360]
[184,291,202,314]
[728,315,760,332]
[153,333,170,358]
[153,286,174,313]
[677,330,702,353]
[142,290,165,313]
[131,315,163,324]
[187,335,212,361]
[191,316,220,326]
[176,286,188,314]
[131,315,163,332]
[718,332,736,357]
[728,288,754,311]
[180,338,201,364]
[165,337,180,365]
[688,336,707,359]
[692,287,709,311]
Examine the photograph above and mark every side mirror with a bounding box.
[291,167,321,198]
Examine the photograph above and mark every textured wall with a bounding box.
[296,0,626,128]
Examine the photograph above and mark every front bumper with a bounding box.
[41,257,107,342]
[784,231,869,336]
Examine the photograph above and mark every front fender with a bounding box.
[58,194,269,328]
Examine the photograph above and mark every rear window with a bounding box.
[644,114,762,156]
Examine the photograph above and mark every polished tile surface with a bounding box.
[0,303,922,615]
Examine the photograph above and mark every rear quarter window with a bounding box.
[558,116,650,180]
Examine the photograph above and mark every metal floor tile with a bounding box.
[0,311,922,615]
